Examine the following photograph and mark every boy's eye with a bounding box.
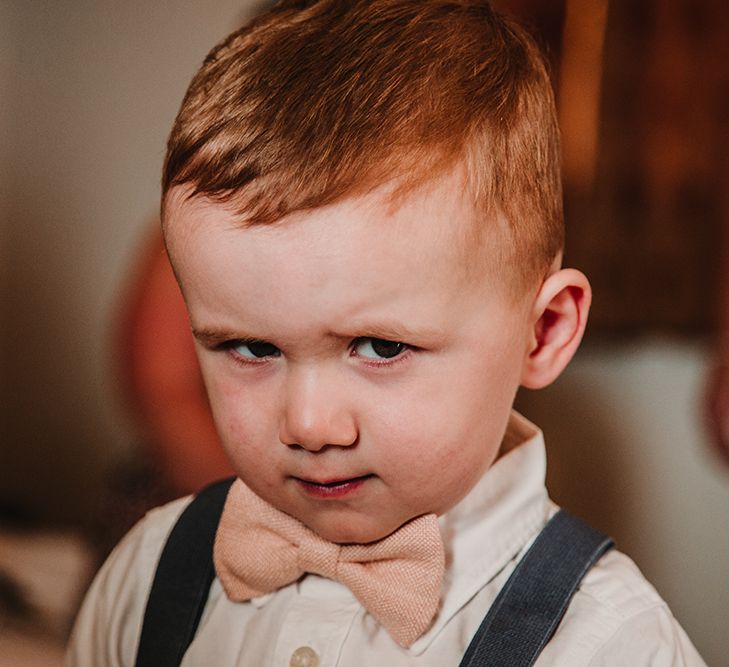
[232,340,281,359]
[353,337,407,360]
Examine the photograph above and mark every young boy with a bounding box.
[68,1,705,665]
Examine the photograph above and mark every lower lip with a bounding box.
[295,475,372,499]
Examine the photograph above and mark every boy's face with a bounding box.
[165,173,536,544]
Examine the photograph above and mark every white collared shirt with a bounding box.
[66,413,705,666]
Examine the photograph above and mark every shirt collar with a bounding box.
[408,410,550,654]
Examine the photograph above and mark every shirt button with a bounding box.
[290,646,320,667]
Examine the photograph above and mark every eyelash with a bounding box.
[222,337,413,368]
[351,338,413,367]
[223,339,279,366]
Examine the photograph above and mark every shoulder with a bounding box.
[579,548,668,618]
[66,496,192,667]
[112,495,195,567]
[538,549,706,666]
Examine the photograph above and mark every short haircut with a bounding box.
[163,0,563,289]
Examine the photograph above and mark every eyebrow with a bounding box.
[338,320,446,344]
[193,321,446,347]
[192,328,258,347]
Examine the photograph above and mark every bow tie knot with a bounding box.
[296,537,339,579]
[213,479,446,647]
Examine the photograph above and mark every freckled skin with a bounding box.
[164,173,538,544]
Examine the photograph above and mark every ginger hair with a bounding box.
[162,0,564,289]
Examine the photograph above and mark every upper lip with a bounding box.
[294,473,372,486]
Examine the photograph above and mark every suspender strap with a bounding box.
[458,509,614,667]
[135,477,235,667]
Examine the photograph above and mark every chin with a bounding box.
[311,516,396,545]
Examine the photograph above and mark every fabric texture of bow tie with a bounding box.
[213,479,446,647]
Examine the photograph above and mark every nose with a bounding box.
[279,364,358,451]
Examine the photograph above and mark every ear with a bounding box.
[520,269,591,389]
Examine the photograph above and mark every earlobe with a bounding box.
[520,269,591,389]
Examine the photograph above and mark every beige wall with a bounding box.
[2,2,728,664]
[518,340,729,665]
[2,0,260,522]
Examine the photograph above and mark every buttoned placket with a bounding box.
[271,576,362,667]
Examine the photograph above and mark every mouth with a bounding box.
[294,474,374,499]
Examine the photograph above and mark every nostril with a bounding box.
[284,441,306,451]
[283,439,359,454]
[279,417,358,451]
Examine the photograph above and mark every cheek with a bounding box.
[202,370,279,458]
[364,381,477,478]
[367,361,517,504]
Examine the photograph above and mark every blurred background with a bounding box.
[1,0,728,664]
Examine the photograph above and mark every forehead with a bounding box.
[163,173,531,345]
[164,171,510,292]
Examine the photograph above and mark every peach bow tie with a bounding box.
[213,479,445,647]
